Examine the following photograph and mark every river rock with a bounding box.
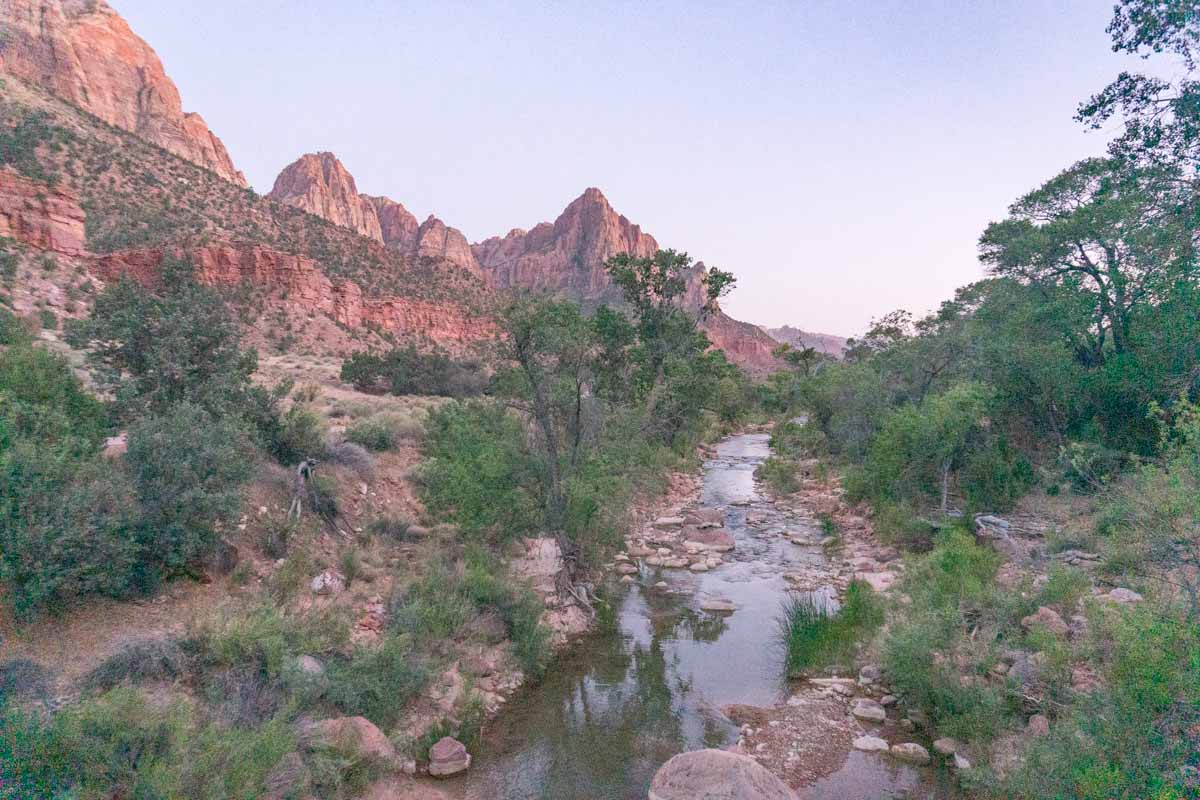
[690,562,710,573]
[700,598,737,612]
[684,527,736,552]
[853,735,889,752]
[954,752,972,770]
[890,742,931,765]
[648,749,797,800]
[654,516,686,529]
[428,736,471,777]
[850,698,886,723]
[686,508,725,529]
[616,562,639,575]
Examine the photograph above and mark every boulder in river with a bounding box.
[853,735,889,752]
[890,742,931,765]
[850,698,886,723]
[648,749,797,800]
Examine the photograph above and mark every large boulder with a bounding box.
[428,736,471,777]
[683,526,736,552]
[648,749,796,800]
[305,716,397,766]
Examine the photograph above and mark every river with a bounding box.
[444,432,953,800]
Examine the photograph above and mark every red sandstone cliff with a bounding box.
[472,187,660,300]
[268,152,483,278]
[765,325,847,358]
[0,0,245,185]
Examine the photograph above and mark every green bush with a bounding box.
[340,346,486,397]
[271,404,327,465]
[755,456,799,494]
[417,401,542,541]
[125,403,254,575]
[344,416,397,452]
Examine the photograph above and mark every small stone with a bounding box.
[689,562,710,572]
[1027,714,1050,737]
[953,752,972,770]
[700,598,737,612]
[1021,606,1070,636]
[615,562,639,575]
[310,569,345,596]
[1107,588,1143,604]
[890,742,931,765]
[296,655,324,675]
[932,737,961,756]
[621,575,634,584]
[880,694,897,707]
[853,735,889,752]
[654,516,686,529]
[428,736,471,777]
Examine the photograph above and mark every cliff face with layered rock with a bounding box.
[0,0,245,185]
[268,152,483,278]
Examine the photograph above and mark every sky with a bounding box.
[112,0,1142,337]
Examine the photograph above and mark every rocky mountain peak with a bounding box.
[0,0,246,185]
[268,153,481,277]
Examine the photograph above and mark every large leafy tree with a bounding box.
[604,249,735,440]
[979,158,1194,363]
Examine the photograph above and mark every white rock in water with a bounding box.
[649,749,797,800]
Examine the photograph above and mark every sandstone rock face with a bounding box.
[269,153,383,242]
[269,153,482,277]
[0,168,87,256]
[648,749,797,800]
[94,241,494,345]
[0,0,245,185]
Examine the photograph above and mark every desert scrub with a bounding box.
[324,633,429,730]
[343,414,403,451]
[778,579,883,676]
[756,456,799,494]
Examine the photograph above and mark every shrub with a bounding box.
[1036,566,1090,613]
[366,515,411,542]
[326,440,374,481]
[389,563,475,643]
[125,403,255,575]
[417,401,542,541]
[756,456,799,495]
[82,637,188,694]
[340,346,486,397]
[344,416,397,451]
[271,404,327,465]
[0,658,50,707]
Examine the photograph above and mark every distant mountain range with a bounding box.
[0,0,839,371]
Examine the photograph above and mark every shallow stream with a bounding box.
[447,433,951,800]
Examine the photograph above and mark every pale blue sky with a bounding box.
[113,1,1139,336]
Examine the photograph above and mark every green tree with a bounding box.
[980,158,1194,362]
[66,259,281,436]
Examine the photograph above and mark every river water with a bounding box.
[446,433,951,800]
